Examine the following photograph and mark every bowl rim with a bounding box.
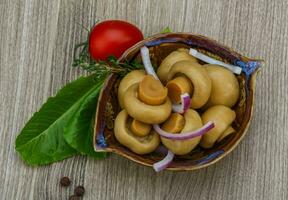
[94,32,262,171]
[119,32,264,63]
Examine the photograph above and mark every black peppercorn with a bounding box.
[60,177,71,187]
[74,186,85,196]
[69,195,80,200]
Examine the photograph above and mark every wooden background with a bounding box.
[1,0,287,199]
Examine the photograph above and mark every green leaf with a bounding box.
[15,74,106,165]
[63,81,107,158]
[161,27,172,33]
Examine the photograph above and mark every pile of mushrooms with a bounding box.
[114,46,241,171]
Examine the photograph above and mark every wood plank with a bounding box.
[0,0,287,199]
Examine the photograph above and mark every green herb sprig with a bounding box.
[72,42,143,78]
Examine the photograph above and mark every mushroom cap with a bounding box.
[217,126,235,142]
[123,83,172,124]
[167,60,212,109]
[200,105,236,148]
[114,110,160,154]
[118,70,146,108]
[157,49,198,84]
[161,109,203,155]
[204,64,240,108]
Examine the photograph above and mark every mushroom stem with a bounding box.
[123,83,172,124]
[138,75,168,105]
[161,113,185,134]
[130,119,152,137]
[166,76,193,104]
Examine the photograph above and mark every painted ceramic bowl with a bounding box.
[93,33,262,171]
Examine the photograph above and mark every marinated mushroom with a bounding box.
[167,60,212,109]
[204,64,240,108]
[157,48,198,84]
[123,78,172,124]
[161,109,203,155]
[118,70,146,108]
[114,110,160,154]
[200,105,236,148]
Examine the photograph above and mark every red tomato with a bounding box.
[89,20,144,61]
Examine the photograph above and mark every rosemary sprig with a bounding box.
[72,41,143,78]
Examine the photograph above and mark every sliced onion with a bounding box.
[189,48,242,75]
[153,121,214,140]
[153,150,174,172]
[140,46,159,80]
[172,93,191,113]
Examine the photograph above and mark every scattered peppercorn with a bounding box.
[60,177,71,187]
[74,186,85,196]
[69,195,80,200]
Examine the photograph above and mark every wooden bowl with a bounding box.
[93,33,262,171]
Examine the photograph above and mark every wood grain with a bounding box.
[0,0,287,199]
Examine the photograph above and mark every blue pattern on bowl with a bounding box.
[96,123,108,148]
[145,37,179,46]
[235,60,261,77]
[196,150,225,165]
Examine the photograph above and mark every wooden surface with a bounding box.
[0,0,287,199]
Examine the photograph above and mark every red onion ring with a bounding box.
[153,150,174,172]
[172,93,191,113]
[153,121,215,140]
